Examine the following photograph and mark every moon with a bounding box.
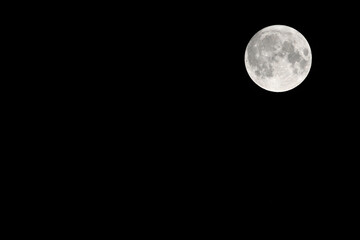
[245,25,312,92]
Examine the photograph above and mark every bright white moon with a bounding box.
[245,25,312,92]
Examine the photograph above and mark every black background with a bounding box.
[4,2,357,231]
[13,2,355,228]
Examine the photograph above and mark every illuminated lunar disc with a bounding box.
[244,25,312,92]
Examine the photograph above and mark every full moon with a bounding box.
[245,25,312,92]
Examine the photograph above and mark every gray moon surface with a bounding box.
[245,25,312,92]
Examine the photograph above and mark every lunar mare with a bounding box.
[245,25,312,92]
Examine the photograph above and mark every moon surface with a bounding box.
[245,25,312,92]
